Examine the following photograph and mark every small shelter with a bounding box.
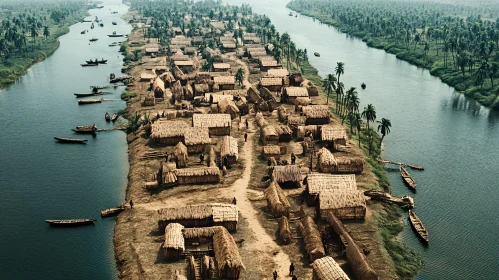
[192,114,232,136]
[260,77,283,92]
[271,165,301,188]
[158,203,238,232]
[247,87,260,103]
[260,60,280,71]
[282,87,309,104]
[321,125,348,150]
[262,145,286,160]
[213,76,236,90]
[173,142,189,168]
[305,173,357,206]
[317,147,338,173]
[151,120,190,145]
[277,106,288,122]
[267,68,289,78]
[287,115,306,132]
[278,216,292,244]
[174,60,194,73]
[275,125,293,142]
[218,98,240,119]
[152,77,165,98]
[289,73,304,86]
[220,136,238,164]
[317,148,364,174]
[213,63,231,72]
[261,126,279,145]
[194,83,210,96]
[184,128,211,153]
[264,180,291,217]
[221,42,237,52]
[312,256,350,280]
[163,223,185,260]
[302,105,331,125]
[318,190,367,220]
[299,215,325,263]
[174,166,221,185]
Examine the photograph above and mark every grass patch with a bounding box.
[121,91,137,101]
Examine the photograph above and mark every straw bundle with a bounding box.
[312,256,350,280]
[272,165,301,185]
[278,216,292,244]
[174,142,189,168]
[306,174,357,196]
[299,215,325,262]
[220,136,238,160]
[264,181,291,217]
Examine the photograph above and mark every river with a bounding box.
[0,1,131,279]
[225,0,499,279]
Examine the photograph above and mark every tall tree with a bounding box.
[322,73,337,105]
[377,118,392,145]
[361,104,377,154]
[335,62,345,83]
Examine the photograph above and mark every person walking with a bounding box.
[291,153,296,165]
[272,270,278,280]
[245,119,249,129]
[292,275,298,280]
[244,132,248,142]
[129,200,134,209]
[200,153,205,163]
[232,197,237,205]
[289,262,295,276]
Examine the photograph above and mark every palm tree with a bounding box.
[361,104,377,154]
[43,26,50,40]
[377,118,392,145]
[280,32,290,70]
[335,62,345,83]
[335,81,344,114]
[354,113,363,146]
[235,67,244,86]
[322,74,337,105]
[30,24,38,50]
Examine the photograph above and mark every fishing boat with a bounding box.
[85,59,99,64]
[289,12,293,16]
[72,125,97,134]
[89,38,98,42]
[361,82,367,89]
[81,30,86,34]
[314,52,320,57]
[112,21,117,25]
[408,210,428,244]
[78,98,103,105]
[400,166,416,191]
[54,137,88,144]
[99,23,104,27]
[91,23,94,29]
[74,92,97,97]
[101,207,125,217]
[111,112,119,122]
[108,31,124,37]
[98,59,107,64]
[105,112,111,121]
[46,219,97,227]
[81,63,98,67]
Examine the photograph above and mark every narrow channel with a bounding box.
[225,0,499,279]
[0,0,130,279]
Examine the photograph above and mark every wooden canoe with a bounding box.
[108,34,124,37]
[78,98,103,104]
[72,125,97,134]
[81,64,98,67]
[400,166,416,190]
[111,113,118,122]
[89,38,98,42]
[74,92,97,97]
[105,112,111,121]
[101,207,125,217]
[314,52,320,57]
[46,219,96,226]
[408,210,428,244]
[54,137,87,143]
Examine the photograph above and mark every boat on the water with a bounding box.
[72,125,97,134]
[289,12,293,16]
[101,207,125,217]
[81,30,86,34]
[89,38,98,42]
[408,210,428,244]
[81,63,98,67]
[400,166,416,191]
[46,219,96,226]
[111,11,118,14]
[91,23,94,29]
[112,21,117,25]
[74,92,97,97]
[361,82,367,89]
[314,52,320,57]
[105,112,111,121]
[99,23,104,27]
[111,112,119,122]
[54,137,88,144]
[78,98,103,105]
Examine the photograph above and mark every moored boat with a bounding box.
[81,30,86,34]
[89,38,98,42]
[314,52,320,57]
[408,210,428,244]
[111,112,119,122]
[54,137,88,144]
[101,207,125,217]
[98,59,107,64]
[74,92,97,97]
[361,82,367,89]
[400,166,416,191]
[46,219,96,227]
[78,98,103,105]
[72,125,97,134]
[81,63,98,67]
[112,21,117,25]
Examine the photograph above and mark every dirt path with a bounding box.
[229,54,253,89]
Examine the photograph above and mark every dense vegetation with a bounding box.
[287,0,499,108]
[0,1,87,88]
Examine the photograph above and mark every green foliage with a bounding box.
[120,91,137,101]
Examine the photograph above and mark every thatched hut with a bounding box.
[262,145,286,160]
[305,173,357,206]
[172,80,184,101]
[218,98,240,119]
[260,77,283,92]
[267,68,289,78]
[213,63,231,72]
[174,60,194,73]
[152,77,165,98]
[214,76,235,91]
[163,223,185,260]
[220,136,238,164]
[294,97,312,112]
[336,157,364,174]
[299,215,325,263]
[261,126,279,145]
[327,212,378,280]
[183,83,194,100]
[151,120,190,145]
[264,181,291,217]
[289,73,304,87]
[272,165,301,188]
[235,97,249,116]
[183,227,245,279]
[158,203,238,232]
[302,105,331,125]
[287,115,306,132]
[192,114,231,136]
[260,60,280,71]
[282,87,309,104]
[278,216,292,244]
[158,162,178,187]
[297,125,319,141]
[174,165,220,185]
[321,125,348,150]
[194,83,210,96]
[173,142,189,168]
[277,106,288,122]
[312,256,350,280]
[302,79,319,96]
[184,128,211,153]
[317,147,338,173]
[318,190,367,220]
[275,125,293,142]
[255,112,268,128]
[247,87,260,103]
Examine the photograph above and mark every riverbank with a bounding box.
[286,5,499,109]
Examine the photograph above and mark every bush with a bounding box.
[121,91,137,101]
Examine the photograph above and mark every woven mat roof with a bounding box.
[312,256,350,280]
[307,173,357,195]
[319,190,367,209]
[321,125,347,141]
[158,203,237,222]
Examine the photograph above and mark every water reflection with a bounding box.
[450,92,483,116]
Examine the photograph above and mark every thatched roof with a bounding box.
[214,76,235,85]
[145,47,159,53]
[213,63,231,70]
[264,181,291,212]
[174,60,194,66]
[174,142,188,157]
[321,126,348,141]
[158,203,237,222]
[171,54,190,61]
[151,120,190,139]
[261,60,278,67]
[258,56,276,62]
[140,72,156,80]
[287,115,306,128]
[174,166,220,177]
[319,190,367,210]
[272,165,301,183]
[278,216,292,244]
[193,114,231,128]
[249,51,267,57]
[255,112,268,127]
[220,136,238,159]
[260,77,282,86]
[299,215,325,261]
[302,105,331,119]
[183,227,245,271]
[184,128,211,145]
[312,256,350,280]
[164,223,185,250]
[209,93,234,104]
[194,84,209,94]
[263,145,281,155]
[262,126,279,138]
[317,147,337,166]
[306,173,357,195]
[246,47,266,53]
[285,87,309,97]
[222,42,236,48]
[218,99,239,116]
[267,69,289,77]
[295,97,312,106]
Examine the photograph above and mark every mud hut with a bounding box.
[151,120,190,145]
[302,105,331,125]
[213,76,236,91]
[218,98,240,119]
[192,114,232,136]
[264,180,291,217]
[174,165,220,185]
[312,256,350,280]
[299,215,325,263]
[317,147,338,173]
[282,87,309,104]
[260,77,283,92]
[261,126,279,145]
[163,223,185,260]
[278,216,292,244]
[305,173,357,206]
[220,136,238,164]
[158,203,238,232]
[318,190,367,220]
[321,125,347,150]
[173,142,189,168]
[184,128,211,153]
[327,213,378,280]
[262,145,286,160]
[271,165,301,188]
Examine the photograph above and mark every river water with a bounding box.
[225,0,499,279]
[0,1,130,279]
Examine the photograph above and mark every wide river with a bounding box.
[225,0,499,279]
[0,0,130,279]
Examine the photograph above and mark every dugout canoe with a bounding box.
[54,137,88,144]
[400,166,416,191]
[105,112,111,121]
[111,112,118,122]
[46,219,96,226]
[101,207,125,217]
[78,98,103,105]
[72,125,97,134]
[408,210,428,244]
